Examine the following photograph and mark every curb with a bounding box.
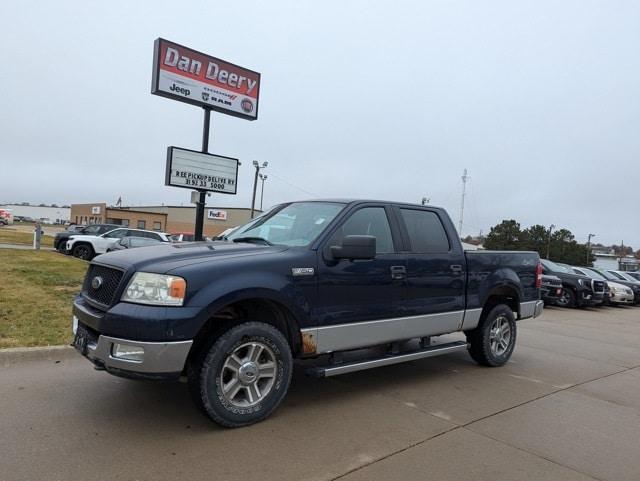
[0,345,77,366]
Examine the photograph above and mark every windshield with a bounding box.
[616,271,639,282]
[83,225,102,234]
[578,268,606,280]
[541,259,570,273]
[228,202,345,247]
[607,271,627,281]
[593,269,620,281]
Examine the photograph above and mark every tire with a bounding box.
[56,241,67,254]
[556,288,576,308]
[466,304,517,367]
[72,243,94,260]
[188,322,292,428]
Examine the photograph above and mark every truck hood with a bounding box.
[92,241,288,273]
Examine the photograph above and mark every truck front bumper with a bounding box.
[72,298,193,380]
[81,329,192,379]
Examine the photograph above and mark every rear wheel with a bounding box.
[72,243,94,260]
[188,322,292,428]
[466,304,516,367]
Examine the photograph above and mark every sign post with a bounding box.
[152,38,260,241]
[33,222,42,250]
[195,108,212,241]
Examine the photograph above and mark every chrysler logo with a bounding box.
[91,276,103,290]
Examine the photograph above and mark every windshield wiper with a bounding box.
[232,236,274,246]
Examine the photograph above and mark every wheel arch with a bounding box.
[480,284,521,321]
[186,292,305,370]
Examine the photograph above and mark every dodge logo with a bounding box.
[91,276,103,290]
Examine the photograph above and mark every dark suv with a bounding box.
[54,224,119,253]
[540,259,600,308]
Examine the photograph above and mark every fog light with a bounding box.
[112,343,144,362]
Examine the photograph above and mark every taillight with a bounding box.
[535,262,542,289]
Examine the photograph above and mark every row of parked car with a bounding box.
[54,223,235,260]
[540,259,640,308]
[54,224,171,260]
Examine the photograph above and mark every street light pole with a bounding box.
[259,174,268,211]
[250,161,268,218]
[546,224,555,259]
[586,233,595,265]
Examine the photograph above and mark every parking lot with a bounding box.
[1,305,639,481]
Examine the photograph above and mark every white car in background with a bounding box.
[66,228,170,260]
[574,267,635,305]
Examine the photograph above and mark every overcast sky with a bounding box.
[1,1,639,246]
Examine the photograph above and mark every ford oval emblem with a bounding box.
[91,276,103,290]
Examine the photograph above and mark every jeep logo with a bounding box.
[91,276,103,290]
[169,83,190,96]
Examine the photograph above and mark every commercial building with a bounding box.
[70,203,257,237]
[70,203,167,231]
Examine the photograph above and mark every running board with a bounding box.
[306,341,469,378]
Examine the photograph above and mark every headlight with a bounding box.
[609,286,617,294]
[121,272,186,306]
[578,279,584,287]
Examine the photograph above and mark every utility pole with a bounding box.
[586,233,595,265]
[546,224,555,259]
[259,173,268,211]
[458,169,469,235]
[250,161,268,218]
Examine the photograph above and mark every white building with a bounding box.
[0,204,71,224]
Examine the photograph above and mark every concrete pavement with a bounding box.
[1,306,639,481]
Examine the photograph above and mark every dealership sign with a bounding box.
[165,147,238,194]
[207,209,228,221]
[152,38,260,120]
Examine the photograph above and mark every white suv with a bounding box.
[66,228,170,260]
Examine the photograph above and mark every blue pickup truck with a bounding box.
[72,200,543,427]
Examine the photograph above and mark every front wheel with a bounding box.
[72,243,94,260]
[556,288,576,308]
[188,322,293,428]
[466,304,517,367]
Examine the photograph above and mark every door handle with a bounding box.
[390,265,407,280]
[450,264,463,275]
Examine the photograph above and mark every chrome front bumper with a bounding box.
[83,333,192,375]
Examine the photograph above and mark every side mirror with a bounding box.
[330,235,376,260]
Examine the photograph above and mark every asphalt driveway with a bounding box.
[1,306,639,481]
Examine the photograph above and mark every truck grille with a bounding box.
[82,264,124,307]
[592,280,605,293]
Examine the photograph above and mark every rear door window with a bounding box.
[400,209,450,253]
[103,229,127,239]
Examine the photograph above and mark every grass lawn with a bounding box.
[0,249,88,348]
[0,228,55,247]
